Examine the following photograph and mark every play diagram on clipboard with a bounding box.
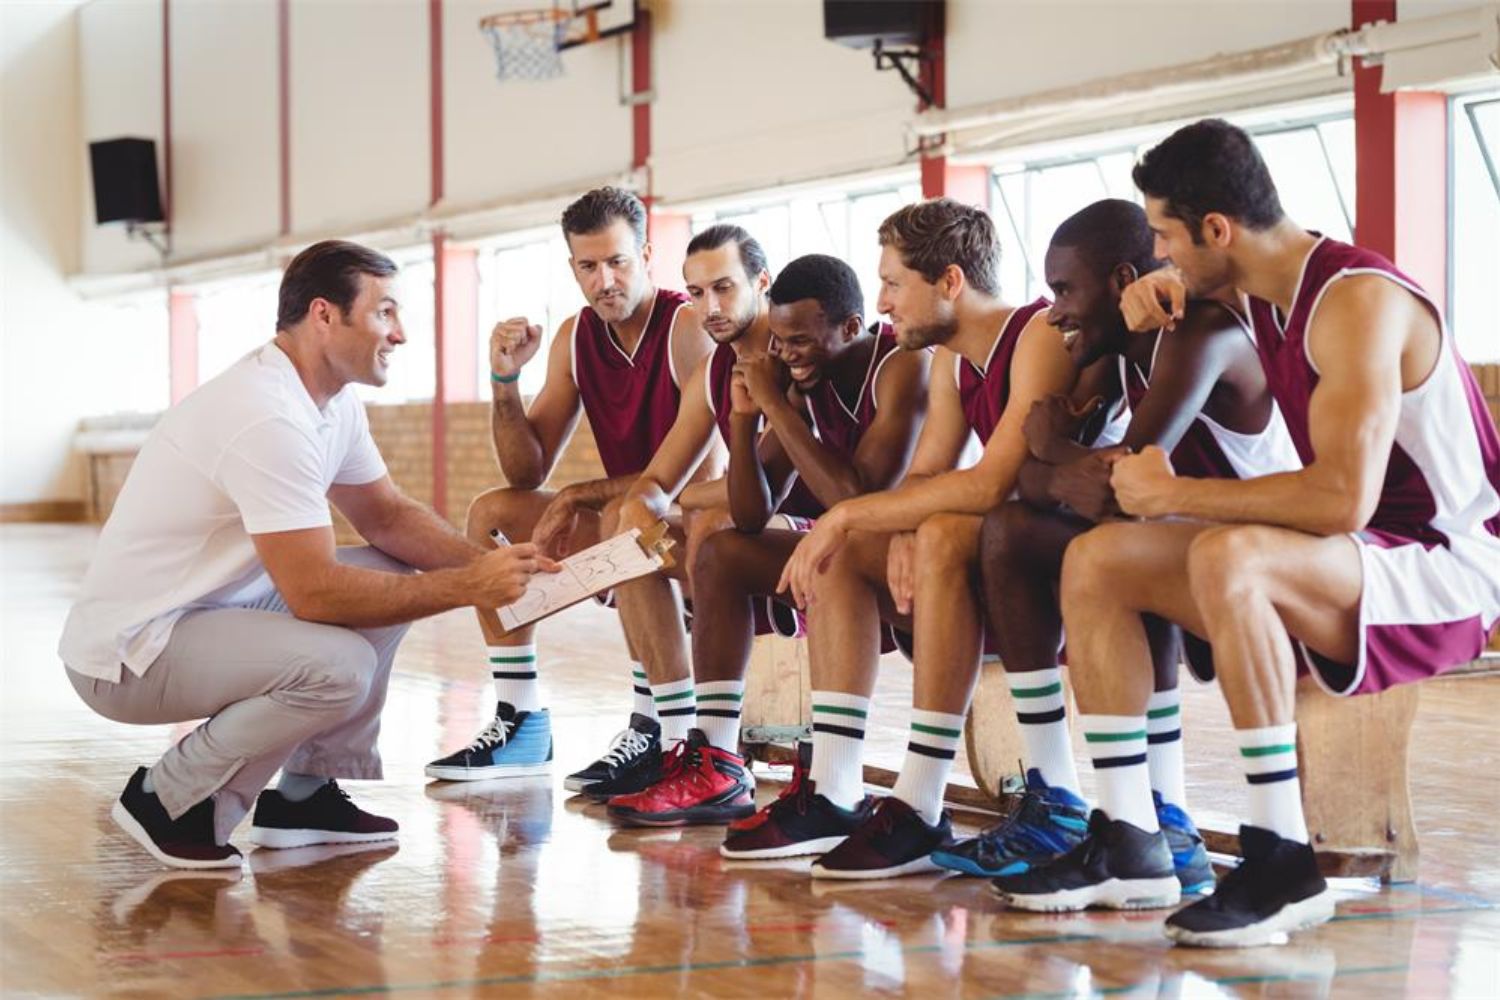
[498,523,675,633]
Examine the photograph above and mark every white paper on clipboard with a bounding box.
[498,526,672,632]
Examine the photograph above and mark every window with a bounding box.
[475,230,585,398]
[988,112,1357,302]
[692,176,923,326]
[194,272,279,383]
[1452,91,1500,363]
[78,290,170,414]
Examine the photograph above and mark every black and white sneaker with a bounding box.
[564,713,663,796]
[425,703,553,781]
[991,810,1181,912]
[110,767,243,870]
[1165,825,1334,948]
[248,780,398,850]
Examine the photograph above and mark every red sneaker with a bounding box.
[607,730,756,827]
[721,741,874,860]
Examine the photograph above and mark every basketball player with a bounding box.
[933,199,1297,894]
[605,253,930,827]
[993,119,1500,948]
[425,187,714,787]
[768,198,1076,878]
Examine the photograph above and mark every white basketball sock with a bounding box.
[651,676,696,746]
[1079,713,1158,832]
[695,679,745,752]
[1006,667,1082,796]
[892,709,964,825]
[1238,723,1309,843]
[810,690,869,810]
[1146,687,1187,810]
[489,643,540,712]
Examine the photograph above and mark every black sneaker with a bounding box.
[566,713,663,797]
[110,767,243,870]
[991,810,1181,911]
[1165,825,1333,948]
[721,743,875,860]
[810,796,951,880]
[248,780,398,849]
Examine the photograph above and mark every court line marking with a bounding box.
[207,903,1495,999]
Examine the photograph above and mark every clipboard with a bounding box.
[497,522,675,633]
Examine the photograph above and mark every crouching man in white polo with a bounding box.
[59,240,555,869]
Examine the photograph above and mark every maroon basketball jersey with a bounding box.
[804,324,901,459]
[703,341,824,518]
[1245,236,1500,544]
[957,298,1050,445]
[1119,337,1238,481]
[571,288,691,478]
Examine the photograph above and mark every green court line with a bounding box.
[207,905,1494,1000]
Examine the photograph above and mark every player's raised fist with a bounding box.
[490,317,544,378]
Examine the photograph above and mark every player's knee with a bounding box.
[1187,526,1265,605]
[1059,525,1126,607]
[979,501,1032,568]
[465,487,527,542]
[691,526,745,584]
[915,513,975,571]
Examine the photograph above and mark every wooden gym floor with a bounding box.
[2,523,1497,998]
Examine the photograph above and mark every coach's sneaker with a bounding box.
[248,780,398,849]
[111,767,242,870]
[425,703,552,781]
[722,742,875,860]
[810,797,950,880]
[991,810,1181,912]
[564,713,662,795]
[607,730,756,827]
[1164,825,1333,948]
[931,768,1089,877]
[1155,792,1215,896]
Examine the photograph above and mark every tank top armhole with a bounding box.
[566,311,583,390]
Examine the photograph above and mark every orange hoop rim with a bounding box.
[479,8,570,30]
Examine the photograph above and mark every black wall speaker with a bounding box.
[823,0,935,50]
[88,138,165,226]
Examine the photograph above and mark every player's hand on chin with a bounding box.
[777,508,850,610]
[1110,445,1177,518]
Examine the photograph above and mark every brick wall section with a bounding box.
[332,400,606,544]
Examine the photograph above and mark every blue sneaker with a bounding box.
[931,768,1089,877]
[425,703,552,781]
[1155,791,1215,896]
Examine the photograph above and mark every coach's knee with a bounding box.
[915,512,976,577]
[283,630,377,716]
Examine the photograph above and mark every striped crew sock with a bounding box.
[490,643,540,712]
[1079,713,1158,832]
[695,680,746,752]
[1006,667,1082,796]
[651,676,696,746]
[1238,723,1309,843]
[892,709,965,825]
[629,662,656,720]
[810,691,869,810]
[1146,687,1187,810]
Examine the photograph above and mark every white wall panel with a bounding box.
[169,0,278,260]
[289,0,429,236]
[79,0,164,274]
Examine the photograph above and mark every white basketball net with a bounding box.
[481,14,566,82]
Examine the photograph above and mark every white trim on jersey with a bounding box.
[663,296,689,387]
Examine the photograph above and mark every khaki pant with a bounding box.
[68,546,413,843]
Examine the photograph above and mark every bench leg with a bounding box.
[1295,676,1420,883]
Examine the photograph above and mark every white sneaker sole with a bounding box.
[1165,888,1336,948]
[810,854,940,880]
[563,774,603,792]
[993,875,1181,912]
[111,800,242,870]
[720,835,848,861]
[247,826,398,850]
[424,761,552,782]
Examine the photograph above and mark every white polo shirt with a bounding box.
[58,342,387,682]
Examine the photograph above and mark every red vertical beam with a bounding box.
[168,290,198,404]
[278,0,290,235]
[631,7,652,177]
[430,0,448,518]
[442,246,479,404]
[1352,0,1448,299]
[918,1,947,200]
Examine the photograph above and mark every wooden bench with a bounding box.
[743,640,1423,883]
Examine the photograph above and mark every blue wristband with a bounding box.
[491,370,521,385]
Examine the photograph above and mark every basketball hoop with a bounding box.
[480,6,599,82]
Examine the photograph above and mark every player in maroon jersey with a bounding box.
[425,187,713,786]
[996,119,1500,948]
[604,253,929,829]
[770,199,1077,878]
